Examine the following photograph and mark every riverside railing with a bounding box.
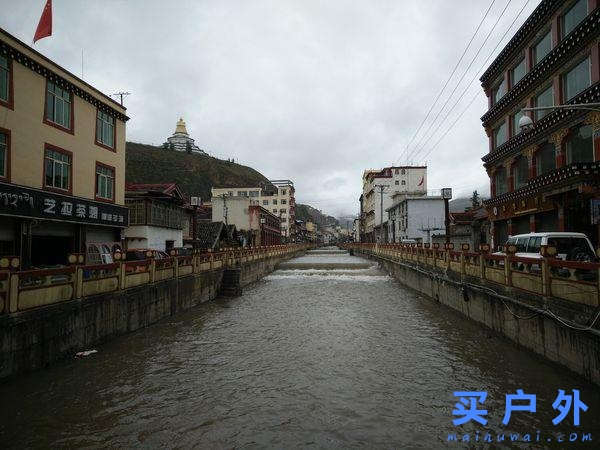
[0,244,312,315]
[343,243,600,307]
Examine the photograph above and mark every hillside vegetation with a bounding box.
[126,142,273,200]
[296,203,339,227]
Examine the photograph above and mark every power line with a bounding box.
[405,0,514,164]
[418,0,532,164]
[397,0,499,165]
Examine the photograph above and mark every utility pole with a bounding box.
[374,184,387,243]
[441,188,453,245]
[419,218,443,246]
[112,92,131,106]
[221,193,229,226]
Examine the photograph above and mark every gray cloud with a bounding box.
[3,0,541,216]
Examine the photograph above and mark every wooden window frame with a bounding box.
[0,56,14,110]
[94,161,116,203]
[531,29,553,67]
[95,109,117,152]
[42,143,73,195]
[43,79,75,135]
[561,55,591,103]
[560,0,588,40]
[0,127,10,182]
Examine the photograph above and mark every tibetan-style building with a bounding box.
[480,0,600,251]
[165,118,206,154]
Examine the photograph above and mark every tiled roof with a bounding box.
[196,221,225,249]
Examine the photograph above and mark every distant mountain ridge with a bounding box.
[295,204,339,227]
[126,142,274,200]
[449,196,489,213]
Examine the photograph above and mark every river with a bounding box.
[1,247,599,448]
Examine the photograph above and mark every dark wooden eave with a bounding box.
[481,7,600,128]
[480,0,563,87]
[481,82,600,166]
[483,161,600,207]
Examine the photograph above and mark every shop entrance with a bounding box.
[31,235,74,267]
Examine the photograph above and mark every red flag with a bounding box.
[33,0,52,43]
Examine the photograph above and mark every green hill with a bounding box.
[125,142,273,200]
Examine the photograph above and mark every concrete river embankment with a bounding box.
[1,247,599,447]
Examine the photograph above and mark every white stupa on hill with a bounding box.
[166,118,206,154]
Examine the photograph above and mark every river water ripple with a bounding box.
[1,248,599,448]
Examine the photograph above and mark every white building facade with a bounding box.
[386,195,445,244]
[211,179,296,239]
[361,166,427,242]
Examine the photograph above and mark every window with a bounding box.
[511,58,526,86]
[494,122,507,148]
[511,109,525,136]
[44,147,71,191]
[249,190,259,197]
[395,180,399,185]
[495,167,507,195]
[566,125,594,164]
[394,169,399,174]
[537,142,556,175]
[96,110,115,148]
[563,58,590,101]
[513,156,529,190]
[126,199,146,224]
[273,209,277,213]
[534,86,553,120]
[262,200,268,205]
[45,81,72,130]
[96,163,115,201]
[533,31,552,65]
[228,191,233,196]
[492,78,506,105]
[0,55,10,105]
[281,189,286,195]
[515,237,529,252]
[237,191,247,196]
[526,236,542,254]
[281,199,286,205]
[273,199,277,205]
[562,0,587,38]
[0,130,7,180]
[401,180,406,185]
[280,209,286,213]
[401,169,405,175]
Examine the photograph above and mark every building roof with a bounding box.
[195,221,226,249]
[386,195,444,212]
[125,183,186,202]
[449,206,489,225]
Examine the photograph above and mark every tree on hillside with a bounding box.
[470,190,481,208]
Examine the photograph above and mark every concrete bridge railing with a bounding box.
[0,244,313,315]
[343,243,600,307]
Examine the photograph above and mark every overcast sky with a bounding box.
[3,0,541,217]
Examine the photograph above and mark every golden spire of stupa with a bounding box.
[175,117,188,135]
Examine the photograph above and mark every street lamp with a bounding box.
[519,102,600,132]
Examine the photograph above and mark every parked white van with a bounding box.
[495,232,597,262]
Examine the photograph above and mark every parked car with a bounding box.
[494,232,597,262]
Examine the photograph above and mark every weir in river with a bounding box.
[1,247,599,447]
